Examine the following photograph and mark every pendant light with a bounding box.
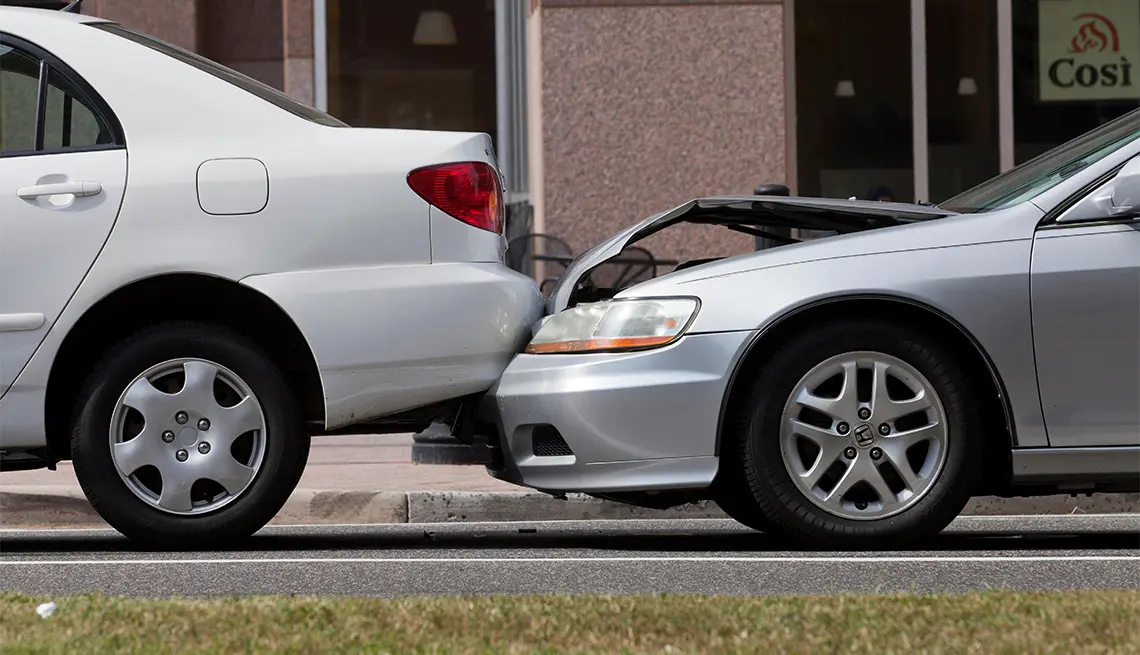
[414,6,458,46]
[957,77,978,96]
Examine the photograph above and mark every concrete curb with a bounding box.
[1,485,1137,529]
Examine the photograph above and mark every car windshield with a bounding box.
[91,23,348,128]
[939,108,1140,214]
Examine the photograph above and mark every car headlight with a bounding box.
[524,298,700,354]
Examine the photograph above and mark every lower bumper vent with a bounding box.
[532,425,574,457]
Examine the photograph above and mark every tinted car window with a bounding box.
[43,66,113,149]
[0,41,117,155]
[93,23,347,128]
[0,45,40,153]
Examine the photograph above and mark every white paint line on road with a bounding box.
[0,555,1137,566]
[269,515,1139,529]
[956,513,1140,520]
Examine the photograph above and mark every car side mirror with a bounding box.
[1059,157,1140,223]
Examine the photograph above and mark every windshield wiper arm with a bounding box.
[1056,160,1090,179]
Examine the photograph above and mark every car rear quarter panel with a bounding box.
[429,206,508,264]
[242,262,543,428]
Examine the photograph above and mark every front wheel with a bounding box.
[724,320,985,549]
[72,322,310,548]
[714,492,775,534]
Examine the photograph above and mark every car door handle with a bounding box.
[17,181,102,199]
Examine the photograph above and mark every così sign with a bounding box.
[1039,0,1140,101]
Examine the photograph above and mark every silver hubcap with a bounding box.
[109,358,267,516]
[779,351,948,521]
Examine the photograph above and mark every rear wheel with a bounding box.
[72,322,309,548]
[724,319,984,549]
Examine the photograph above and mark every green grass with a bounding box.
[2,591,1139,654]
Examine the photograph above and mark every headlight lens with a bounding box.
[525,298,699,354]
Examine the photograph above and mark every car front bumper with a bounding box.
[479,330,755,493]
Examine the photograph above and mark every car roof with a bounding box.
[0,5,108,30]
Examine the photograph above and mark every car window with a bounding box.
[42,66,111,149]
[0,41,116,155]
[0,44,41,153]
[92,23,348,128]
[940,108,1140,214]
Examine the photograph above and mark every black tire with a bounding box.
[714,492,775,534]
[723,319,984,549]
[71,321,310,548]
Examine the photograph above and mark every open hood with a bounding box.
[547,195,957,314]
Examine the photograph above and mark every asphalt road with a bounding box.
[0,515,1137,598]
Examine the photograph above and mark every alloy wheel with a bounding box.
[778,351,949,521]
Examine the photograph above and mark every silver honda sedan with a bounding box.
[478,108,1140,549]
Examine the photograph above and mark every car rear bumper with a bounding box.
[479,330,754,493]
[242,262,543,429]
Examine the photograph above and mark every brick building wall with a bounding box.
[537,0,787,263]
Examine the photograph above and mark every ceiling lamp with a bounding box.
[957,77,978,96]
[834,80,855,98]
[414,10,458,46]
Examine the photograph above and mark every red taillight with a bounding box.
[407,161,503,234]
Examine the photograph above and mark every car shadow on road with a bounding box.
[2,523,1138,554]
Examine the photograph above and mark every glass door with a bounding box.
[922,0,1002,204]
[794,0,915,203]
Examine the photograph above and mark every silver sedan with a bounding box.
[478,108,1140,549]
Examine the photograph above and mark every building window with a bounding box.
[1013,0,1140,165]
[926,0,1000,203]
[795,0,914,203]
[324,0,497,136]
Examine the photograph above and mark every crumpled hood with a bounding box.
[547,195,957,313]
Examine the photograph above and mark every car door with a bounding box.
[1030,154,1140,447]
[0,34,127,398]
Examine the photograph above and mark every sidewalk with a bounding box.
[2,434,1138,529]
[1,434,516,492]
[0,434,731,528]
